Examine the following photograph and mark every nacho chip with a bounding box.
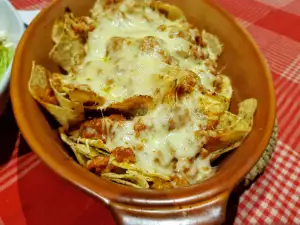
[208,99,257,160]
[49,74,85,112]
[29,63,83,128]
[238,98,257,126]
[73,150,89,167]
[109,95,154,114]
[150,1,185,20]
[68,86,105,108]
[198,92,229,115]
[52,11,96,44]
[102,170,149,188]
[52,17,66,44]
[28,62,58,105]
[68,134,110,153]
[216,111,239,130]
[50,75,105,110]
[44,104,84,129]
[150,177,174,189]
[49,34,86,72]
[204,129,249,153]
[213,75,232,100]
[202,30,223,61]
[60,132,104,158]
[111,160,170,181]
[109,178,142,188]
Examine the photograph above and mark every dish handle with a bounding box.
[109,192,229,225]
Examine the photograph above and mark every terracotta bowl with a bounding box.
[11,0,276,224]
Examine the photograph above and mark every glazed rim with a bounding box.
[11,0,275,207]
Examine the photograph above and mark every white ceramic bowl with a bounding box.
[0,0,25,115]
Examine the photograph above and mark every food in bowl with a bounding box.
[0,0,25,115]
[0,32,14,80]
[28,0,257,189]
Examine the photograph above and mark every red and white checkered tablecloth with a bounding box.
[1,0,300,224]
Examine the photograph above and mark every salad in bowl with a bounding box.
[0,0,25,115]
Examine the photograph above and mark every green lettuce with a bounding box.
[0,43,13,79]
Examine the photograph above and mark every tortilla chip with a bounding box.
[52,17,66,44]
[207,98,257,160]
[73,151,89,167]
[68,136,110,153]
[204,129,249,153]
[60,132,108,159]
[68,86,105,108]
[150,177,174,189]
[111,160,170,181]
[216,112,240,130]
[109,95,154,114]
[28,62,58,105]
[214,75,232,101]
[109,178,143,188]
[67,129,110,154]
[52,12,77,43]
[47,74,84,128]
[50,76,105,110]
[49,33,86,72]
[44,103,84,129]
[202,30,223,61]
[52,11,95,44]
[198,93,229,115]
[238,98,257,126]
[151,1,185,20]
[102,170,149,188]
[49,74,85,112]
[28,63,82,128]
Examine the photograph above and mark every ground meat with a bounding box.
[168,119,176,131]
[134,144,144,151]
[88,155,109,174]
[176,70,198,98]
[106,37,125,54]
[103,0,123,8]
[171,176,189,186]
[139,36,159,52]
[79,118,110,142]
[79,115,125,141]
[151,176,188,189]
[111,147,136,163]
[79,115,122,142]
[157,24,167,32]
[72,21,95,33]
[200,148,209,159]
[190,45,205,60]
[206,119,219,130]
[213,76,223,92]
[196,35,206,47]
[134,119,147,137]
[151,178,173,190]
[41,87,58,105]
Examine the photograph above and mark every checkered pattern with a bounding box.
[0,0,299,224]
[236,141,300,224]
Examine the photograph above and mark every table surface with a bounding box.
[1,0,300,224]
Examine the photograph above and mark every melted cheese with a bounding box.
[64,0,230,184]
[103,101,211,183]
[63,0,219,107]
